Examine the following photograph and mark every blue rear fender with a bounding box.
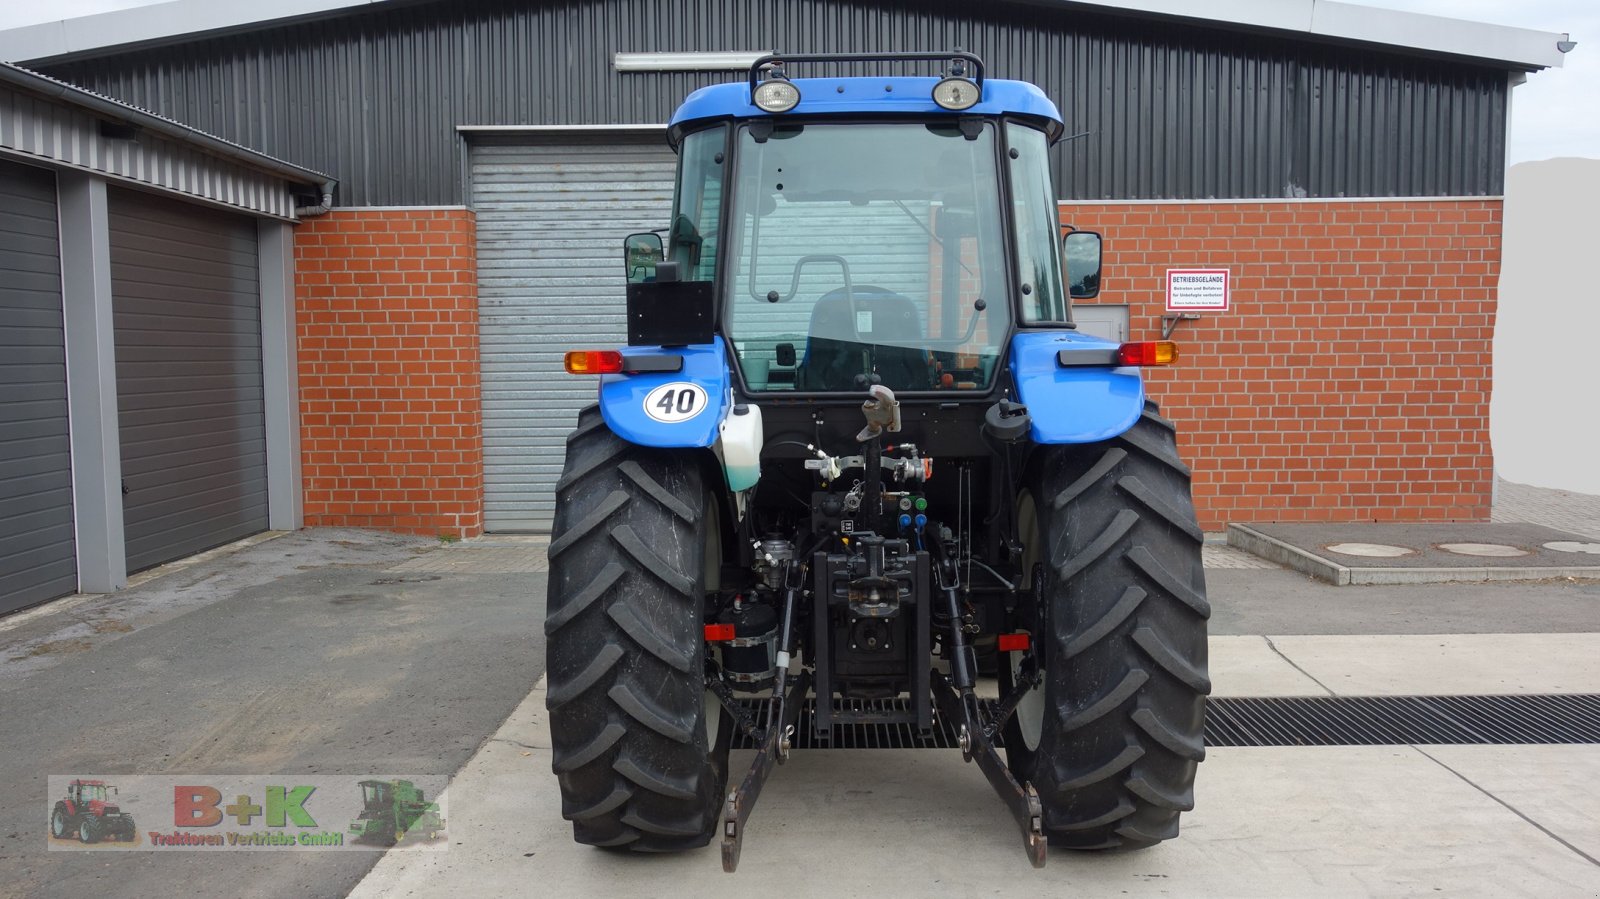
[598,338,729,448]
[1008,331,1145,444]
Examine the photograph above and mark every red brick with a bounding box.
[1061,198,1497,531]
[294,209,485,538]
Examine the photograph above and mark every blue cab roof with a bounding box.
[669,76,1064,139]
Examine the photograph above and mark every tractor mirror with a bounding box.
[624,233,664,284]
[1063,230,1103,299]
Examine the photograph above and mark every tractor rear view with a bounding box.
[544,52,1208,871]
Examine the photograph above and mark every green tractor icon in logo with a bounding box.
[348,779,444,846]
[51,779,136,843]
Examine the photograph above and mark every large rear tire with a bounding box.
[1006,402,1210,849]
[50,806,70,839]
[545,406,731,852]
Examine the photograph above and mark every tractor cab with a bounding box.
[619,52,1105,402]
[69,780,112,808]
[358,779,390,809]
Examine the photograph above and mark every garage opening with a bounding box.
[110,189,269,572]
[0,160,76,614]
[471,134,677,531]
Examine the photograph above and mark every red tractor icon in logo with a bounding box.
[51,779,136,843]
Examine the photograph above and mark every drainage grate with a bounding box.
[729,695,1600,750]
[1206,694,1600,747]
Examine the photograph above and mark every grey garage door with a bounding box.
[472,135,677,531]
[0,160,76,614]
[110,189,268,572]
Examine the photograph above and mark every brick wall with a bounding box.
[295,209,484,538]
[1063,199,1501,531]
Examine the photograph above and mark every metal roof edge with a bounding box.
[0,0,405,65]
[0,0,1572,71]
[0,61,336,193]
[1050,0,1569,70]
[455,124,668,133]
[1310,2,1568,71]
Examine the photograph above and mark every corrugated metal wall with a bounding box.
[0,81,305,220]
[42,0,1509,206]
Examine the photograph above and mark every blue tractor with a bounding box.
[545,52,1208,871]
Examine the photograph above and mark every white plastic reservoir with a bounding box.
[719,403,764,492]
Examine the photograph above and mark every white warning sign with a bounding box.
[1166,269,1230,312]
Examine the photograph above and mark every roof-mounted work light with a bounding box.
[753,79,801,113]
[931,76,980,110]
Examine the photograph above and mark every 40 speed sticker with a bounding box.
[643,382,709,423]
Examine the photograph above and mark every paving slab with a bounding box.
[1423,745,1600,863]
[1230,521,1600,585]
[1208,635,1330,696]
[1494,479,1600,541]
[1205,566,1600,636]
[350,679,1600,899]
[1268,633,1600,696]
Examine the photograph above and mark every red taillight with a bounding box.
[704,623,736,642]
[1116,341,1179,366]
[564,350,624,374]
[997,633,1031,653]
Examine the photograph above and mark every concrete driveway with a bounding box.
[345,558,1600,898]
[0,529,547,899]
[4,524,1600,898]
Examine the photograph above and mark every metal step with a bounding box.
[733,699,962,750]
[730,694,1600,750]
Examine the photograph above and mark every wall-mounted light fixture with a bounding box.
[614,52,768,72]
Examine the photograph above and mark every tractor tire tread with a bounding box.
[607,602,696,673]
[553,723,627,774]
[1131,707,1207,762]
[543,563,624,636]
[1054,508,1137,582]
[613,524,697,597]
[618,460,699,524]
[545,406,725,852]
[1060,669,1149,732]
[1019,409,1209,850]
[1132,627,1213,693]
[1127,545,1211,618]
[546,491,629,560]
[543,644,623,709]
[566,785,630,822]
[622,806,707,839]
[1117,475,1205,543]
[612,752,699,801]
[607,683,696,744]
[1051,448,1127,512]
[1114,411,1191,477]
[1053,742,1145,790]
[1061,586,1145,660]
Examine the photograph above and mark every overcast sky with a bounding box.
[0,0,1592,163]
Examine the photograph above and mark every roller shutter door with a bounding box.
[110,189,268,572]
[0,161,76,613]
[472,136,677,531]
